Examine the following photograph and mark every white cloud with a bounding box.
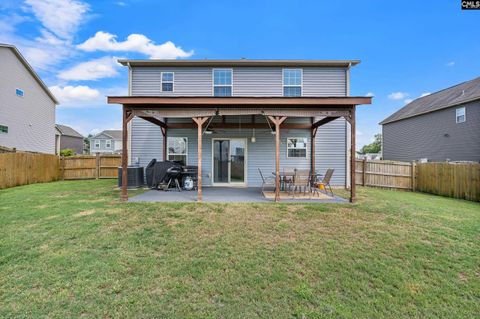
[1,1,90,71]
[115,1,127,6]
[49,85,100,104]
[404,98,413,104]
[77,31,194,59]
[365,92,375,97]
[388,92,409,100]
[420,92,431,97]
[446,61,455,67]
[58,56,121,81]
[24,0,89,40]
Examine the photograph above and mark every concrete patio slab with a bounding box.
[128,187,348,203]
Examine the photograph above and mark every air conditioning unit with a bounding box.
[118,166,144,188]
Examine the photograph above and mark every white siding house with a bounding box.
[0,44,58,153]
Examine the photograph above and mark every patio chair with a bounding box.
[314,169,334,197]
[290,169,311,198]
[282,167,295,191]
[258,168,276,193]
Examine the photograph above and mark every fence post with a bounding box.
[96,152,100,179]
[60,156,65,180]
[362,158,366,186]
[411,161,416,191]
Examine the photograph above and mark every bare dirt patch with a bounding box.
[75,209,97,217]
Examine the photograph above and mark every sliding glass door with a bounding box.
[213,138,246,185]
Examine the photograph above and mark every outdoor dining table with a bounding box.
[272,171,324,190]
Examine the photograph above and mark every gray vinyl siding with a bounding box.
[382,100,480,162]
[59,135,83,154]
[131,117,347,186]
[131,66,347,96]
[0,47,56,153]
[302,68,346,96]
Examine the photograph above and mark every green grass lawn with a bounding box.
[0,180,479,318]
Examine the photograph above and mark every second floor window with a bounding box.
[161,72,174,92]
[456,107,466,123]
[283,69,302,97]
[106,140,112,148]
[0,125,8,134]
[213,69,232,96]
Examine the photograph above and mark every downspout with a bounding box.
[345,62,351,187]
[127,62,132,164]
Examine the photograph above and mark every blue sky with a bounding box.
[1,0,479,147]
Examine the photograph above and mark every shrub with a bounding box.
[60,148,76,157]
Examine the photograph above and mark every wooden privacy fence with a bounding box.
[356,159,480,202]
[61,154,121,180]
[0,152,121,189]
[416,162,480,202]
[0,152,60,189]
[355,159,413,190]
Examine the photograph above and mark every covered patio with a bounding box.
[107,96,372,203]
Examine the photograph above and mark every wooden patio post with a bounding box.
[268,116,287,202]
[350,107,356,203]
[121,106,129,201]
[121,106,134,201]
[311,119,317,177]
[161,125,167,161]
[192,117,209,202]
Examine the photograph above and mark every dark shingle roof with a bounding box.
[55,124,83,138]
[102,130,122,140]
[380,76,480,125]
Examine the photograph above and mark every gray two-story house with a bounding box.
[0,44,58,153]
[381,76,480,162]
[89,130,122,154]
[108,59,372,202]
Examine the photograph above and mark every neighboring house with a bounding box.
[108,59,372,201]
[381,77,480,162]
[55,124,84,155]
[357,153,382,160]
[89,130,122,154]
[0,44,58,153]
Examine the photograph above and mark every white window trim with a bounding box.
[106,140,112,148]
[160,72,174,92]
[286,137,308,158]
[212,68,233,96]
[94,140,100,148]
[15,88,24,97]
[456,107,466,123]
[282,68,303,97]
[167,137,188,164]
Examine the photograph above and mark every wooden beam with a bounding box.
[192,117,209,202]
[350,107,356,203]
[108,96,373,106]
[138,116,167,129]
[121,106,129,201]
[312,116,339,129]
[268,116,287,202]
[166,123,311,129]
